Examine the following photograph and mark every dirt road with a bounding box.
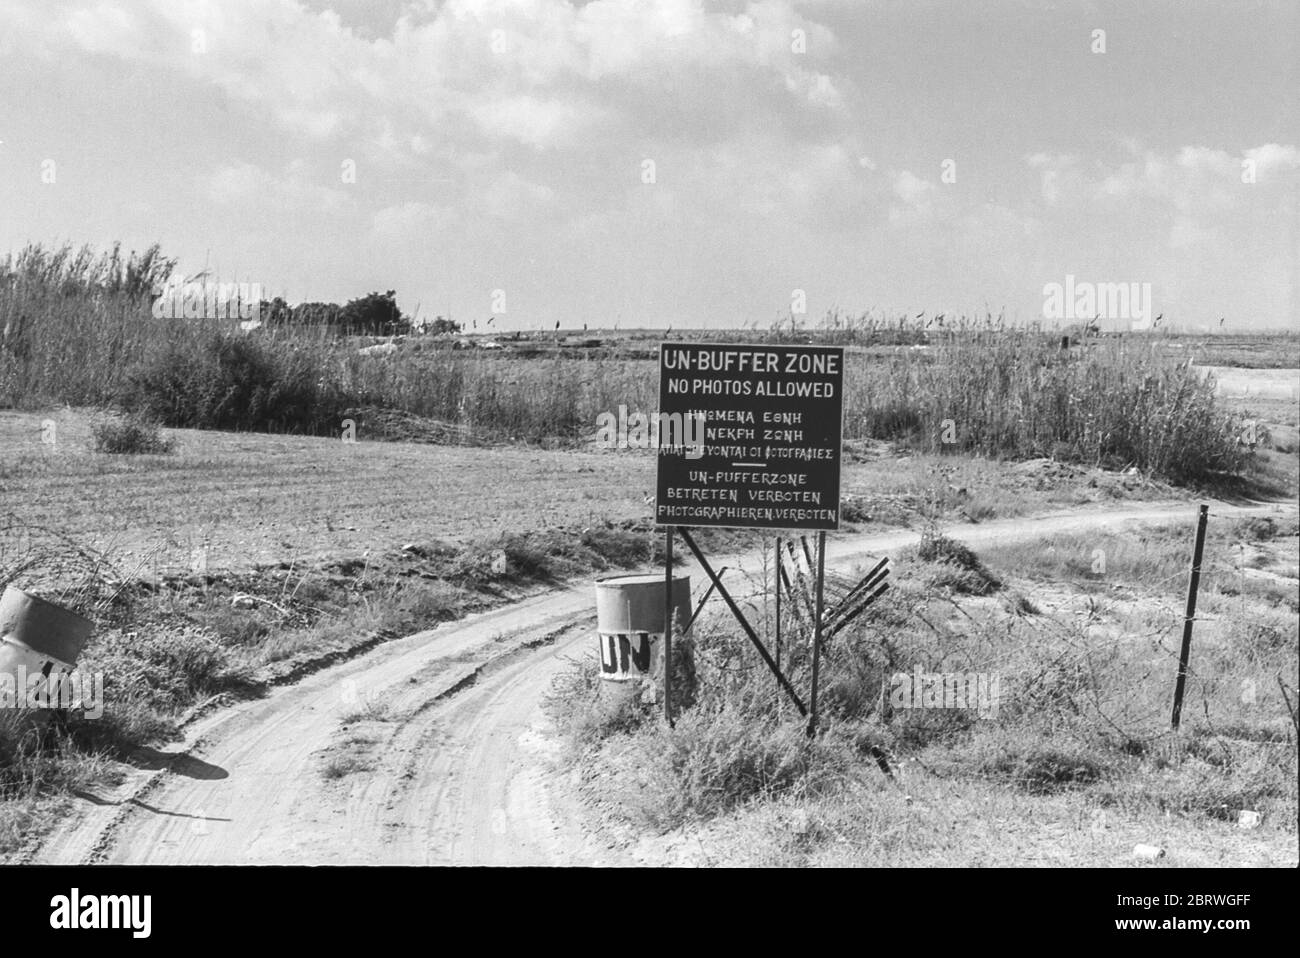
[28,499,1291,866]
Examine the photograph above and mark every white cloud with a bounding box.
[480,169,556,219]
[7,0,846,153]
[1244,143,1300,178]
[205,161,352,213]
[1027,144,1298,249]
[1026,153,1081,206]
[62,0,143,55]
[371,200,457,240]
[1020,144,1298,322]
[468,94,596,149]
[889,170,940,224]
[3,2,1290,329]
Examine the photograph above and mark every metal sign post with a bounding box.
[1171,504,1209,731]
[664,526,674,727]
[774,536,782,677]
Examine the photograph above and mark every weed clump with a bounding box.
[120,328,347,434]
[1237,516,1277,541]
[545,657,651,755]
[90,411,175,454]
[72,627,254,747]
[1001,745,1106,795]
[915,530,1002,595]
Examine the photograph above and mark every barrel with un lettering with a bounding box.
[0,585,93,719]
[593,574,691,681]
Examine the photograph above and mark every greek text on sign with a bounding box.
[655,342,844,531]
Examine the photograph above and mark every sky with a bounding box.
[0,0,1296,331]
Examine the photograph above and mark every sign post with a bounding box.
[807,530,827,738]
[663,526,674,726]
[654,342,844,725]
[773,536,782,682]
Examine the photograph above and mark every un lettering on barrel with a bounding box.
[598,631,660,680]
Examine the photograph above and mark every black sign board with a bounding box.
[654,342,844,531]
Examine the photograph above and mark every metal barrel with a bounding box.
[0,586,94,699]
[593,573,690,682]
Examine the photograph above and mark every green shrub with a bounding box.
[77,627,255,725]
[579,527,655,567]
[121,328,346,434]
[915,531,1002,594]
[589,708,820,831]
[0,712,42,794]
[930,729,1113,795]
[90,412,175,454]
[545,657,650,757]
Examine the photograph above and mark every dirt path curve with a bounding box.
[29,499,1292,865]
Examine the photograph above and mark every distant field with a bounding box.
[0,408,1190,575]
[1200,365,1298,402]
[425,327,1300,369]
[1203,365,1300,465]
[0,408,651,570]
[1171,335,1300,369]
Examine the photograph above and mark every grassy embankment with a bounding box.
[548,514,1298,866]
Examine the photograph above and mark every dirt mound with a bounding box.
[339,406,482,445]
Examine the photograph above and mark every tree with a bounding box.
[339,290,408,336]
[428,316,461,335]
[258,297,341,329]
[253,290,410,335]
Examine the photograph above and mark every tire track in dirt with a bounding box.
[28,499,1291,865]
[34,587,594,864]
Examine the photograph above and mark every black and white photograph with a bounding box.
[0,0,1296,937]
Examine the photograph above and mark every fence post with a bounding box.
[1171,505,1209,731]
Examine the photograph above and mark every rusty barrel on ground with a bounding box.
[0,585,93,712]
[593,573,690,685]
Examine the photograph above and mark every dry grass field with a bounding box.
[0,406,1195,575]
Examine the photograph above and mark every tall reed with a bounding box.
[0,243,1257,483]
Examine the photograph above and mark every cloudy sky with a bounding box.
[0,0,1296,330]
